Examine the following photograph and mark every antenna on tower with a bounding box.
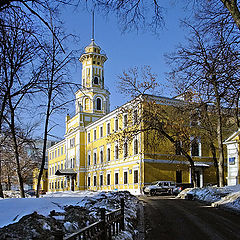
[91,10,95,41]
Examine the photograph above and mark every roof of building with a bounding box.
[224,128,240,144]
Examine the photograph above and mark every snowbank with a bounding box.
[178,185,240,212]
[0,191,139,240]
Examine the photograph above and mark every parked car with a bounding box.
[144,181,176,196]
[25,189,36,197]
[39,190,46,195]
[172,183,194,195]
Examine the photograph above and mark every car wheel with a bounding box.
[150,190,156,196]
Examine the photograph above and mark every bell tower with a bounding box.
[75,12,110,125]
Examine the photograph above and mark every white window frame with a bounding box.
[87,150,91,166]
[100,146,104,163]
[106,121,110,135]
[99,125,103,138]
[93,129,97,141]
[123,169,128,185]
[107,144,111,161]
[93,149,97,165]
[133,137,139,155]
[107,171,111,186]
[123,113,128,128]
[114,117,119,132]
[114,170,119,185]
[115,142,119,160]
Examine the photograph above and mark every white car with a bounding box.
[144,181,176,196]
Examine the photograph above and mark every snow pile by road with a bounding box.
[178,185,240,212]
[0,191,139,240]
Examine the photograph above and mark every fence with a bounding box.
[54,198,124,240]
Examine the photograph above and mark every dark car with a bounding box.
[144,181,176,196]
[26,189,36,196]
[173,183,193,195]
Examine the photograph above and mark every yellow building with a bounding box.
[33,168,48,193]
[47,38,217,195]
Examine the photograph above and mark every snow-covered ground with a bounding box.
[0,191,139,240]
[178,185,240,212]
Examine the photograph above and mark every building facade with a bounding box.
[47,39,217,195]
[224,129,240,186]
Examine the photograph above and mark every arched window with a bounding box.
[84,98,90,110]
[96,98,102,110]
[94,76,99,84]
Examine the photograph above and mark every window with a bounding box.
[134,139,138,155]
[93,175,97,186]
[115,144,119,160]
[115,172,119,185]
[124,171,128,184]
[93,77,98,84]
[191,138,200,156]
[115,118,118,131]
[107,122,110,135]
[61,181,63,189]
[49,183,51,190]
[134,170,138,183]
[88,132,91,143]
[52,182,54,189]
[133,109,138,124]
[190,112,199,127]
[100,175,103,186]
[88,176,91,186]
[100,149,104,163]
[93,60,96,64]
[107,173,111,185]
[124,142,128,158]
[123,114,128,128]
[100,126,103,138]
[96,98,101,110]
[61,147,63,155]
[55,150,57,158]
[94,129,97,140]
[93,151,97,165]
[175,141,181,155]
[88,152,91,166]
[58,148,60,157]
[107,147,111,161]
[61,163,63,170]
[70,138,75,148]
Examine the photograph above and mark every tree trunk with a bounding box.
[210,142,219,186]
[8,99,25,198]
[213,77,225,187]
[0,159,4,198]
[0,93,8,198]
[36,100,51,198]
[236,92,240,128]
[221,0,240,31]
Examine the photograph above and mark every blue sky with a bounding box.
[49,3,189,139]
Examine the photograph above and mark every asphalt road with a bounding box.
[138,195,240,240]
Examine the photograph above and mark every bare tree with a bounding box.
[115,66,198,186]
[35,16,75,198]
[167,20,240,186]
[0,11,42,197]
